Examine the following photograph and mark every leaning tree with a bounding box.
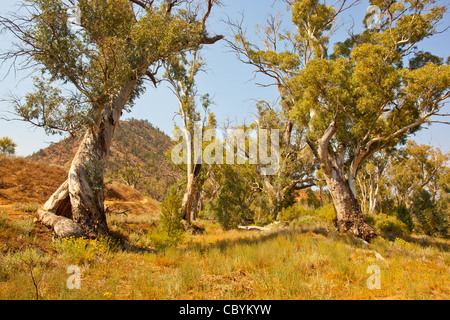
[0,0,222,238]
[289,0,449,241]
[231,0,449,241]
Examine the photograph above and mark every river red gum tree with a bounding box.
[290,0,449,241]
[229,0,449,241]
[1,0,222,238]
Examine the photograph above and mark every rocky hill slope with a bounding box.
[29,119,182,201]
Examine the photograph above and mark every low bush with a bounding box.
[278,204,310,222]
[146,230,180,251]
[312,204,336,223]
[290,215,331,232]
[395,205,414,232]
[278,203,336,224]
[374,214,410,240]
[54,236,115,265]
[159,188,184,238]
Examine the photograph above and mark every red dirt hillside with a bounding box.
[0,155,67,205]
[0,154,160,215]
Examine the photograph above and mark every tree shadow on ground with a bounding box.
[406,235,450,252]
[187,226,332,254]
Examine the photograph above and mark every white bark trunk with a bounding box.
[38,80,137,238]
[181,163,201,224]
[324,166,376,241]
[308,120,376,241]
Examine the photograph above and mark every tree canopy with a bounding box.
[1,0,222,135]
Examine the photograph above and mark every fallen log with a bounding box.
[238,225,270,231]
[37,209,85,238]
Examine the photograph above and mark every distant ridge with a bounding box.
[29,119,182,201]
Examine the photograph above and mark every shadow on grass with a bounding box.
[188,226,332,254]
[406,235,450,252]
[108,231,158,254]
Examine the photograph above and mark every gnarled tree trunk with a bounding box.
[324,168,376,241]
[308,120,376,242]
[38,81,136,238]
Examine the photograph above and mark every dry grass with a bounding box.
[1,211,449,300]
[105,182,144,202]
[1,155,448,300]
[0,155,67,204]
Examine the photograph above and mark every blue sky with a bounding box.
[0,0,449,156]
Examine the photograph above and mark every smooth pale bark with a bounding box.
[38,80,137,238]
[308,120,376,242]
[181,163,201,224]
[324,168,376,241]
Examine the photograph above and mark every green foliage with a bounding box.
[289,215,330,231]
[395,205,414,232]
[85,158,105,193]
[314,204,336,223]
[278,204,310,222]
[54,236,115,264]
[292,0,335,58]
[159,188,184,238]
[4,0,218,135]
[0,137,17,156]
[409,51,444,70]
[146,229,181,251]
[278,189,296,210]
[279,203,335,224]
[374,214,409,240]
[411,189,449,238]
[389,141,449,202]
[206,165,255,230]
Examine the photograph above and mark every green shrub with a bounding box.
[278,204,310,222]
[205,165,256,230]
[159,188,184,238]
[279,203,335,224]
[146,230,180,251]
[54,236,113,264]
[278,189,296,210]
[374,214,409,240]
[290,215,330,230]
[395,205,414,232]
[364,214,376,228]
[312,204,336,223]
[410,190,449,238]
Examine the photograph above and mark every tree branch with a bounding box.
[201,34,224,44]
[201,0,215,29]
[145,70,159,87]
[317,119,337,173]
[128,0,151,10]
